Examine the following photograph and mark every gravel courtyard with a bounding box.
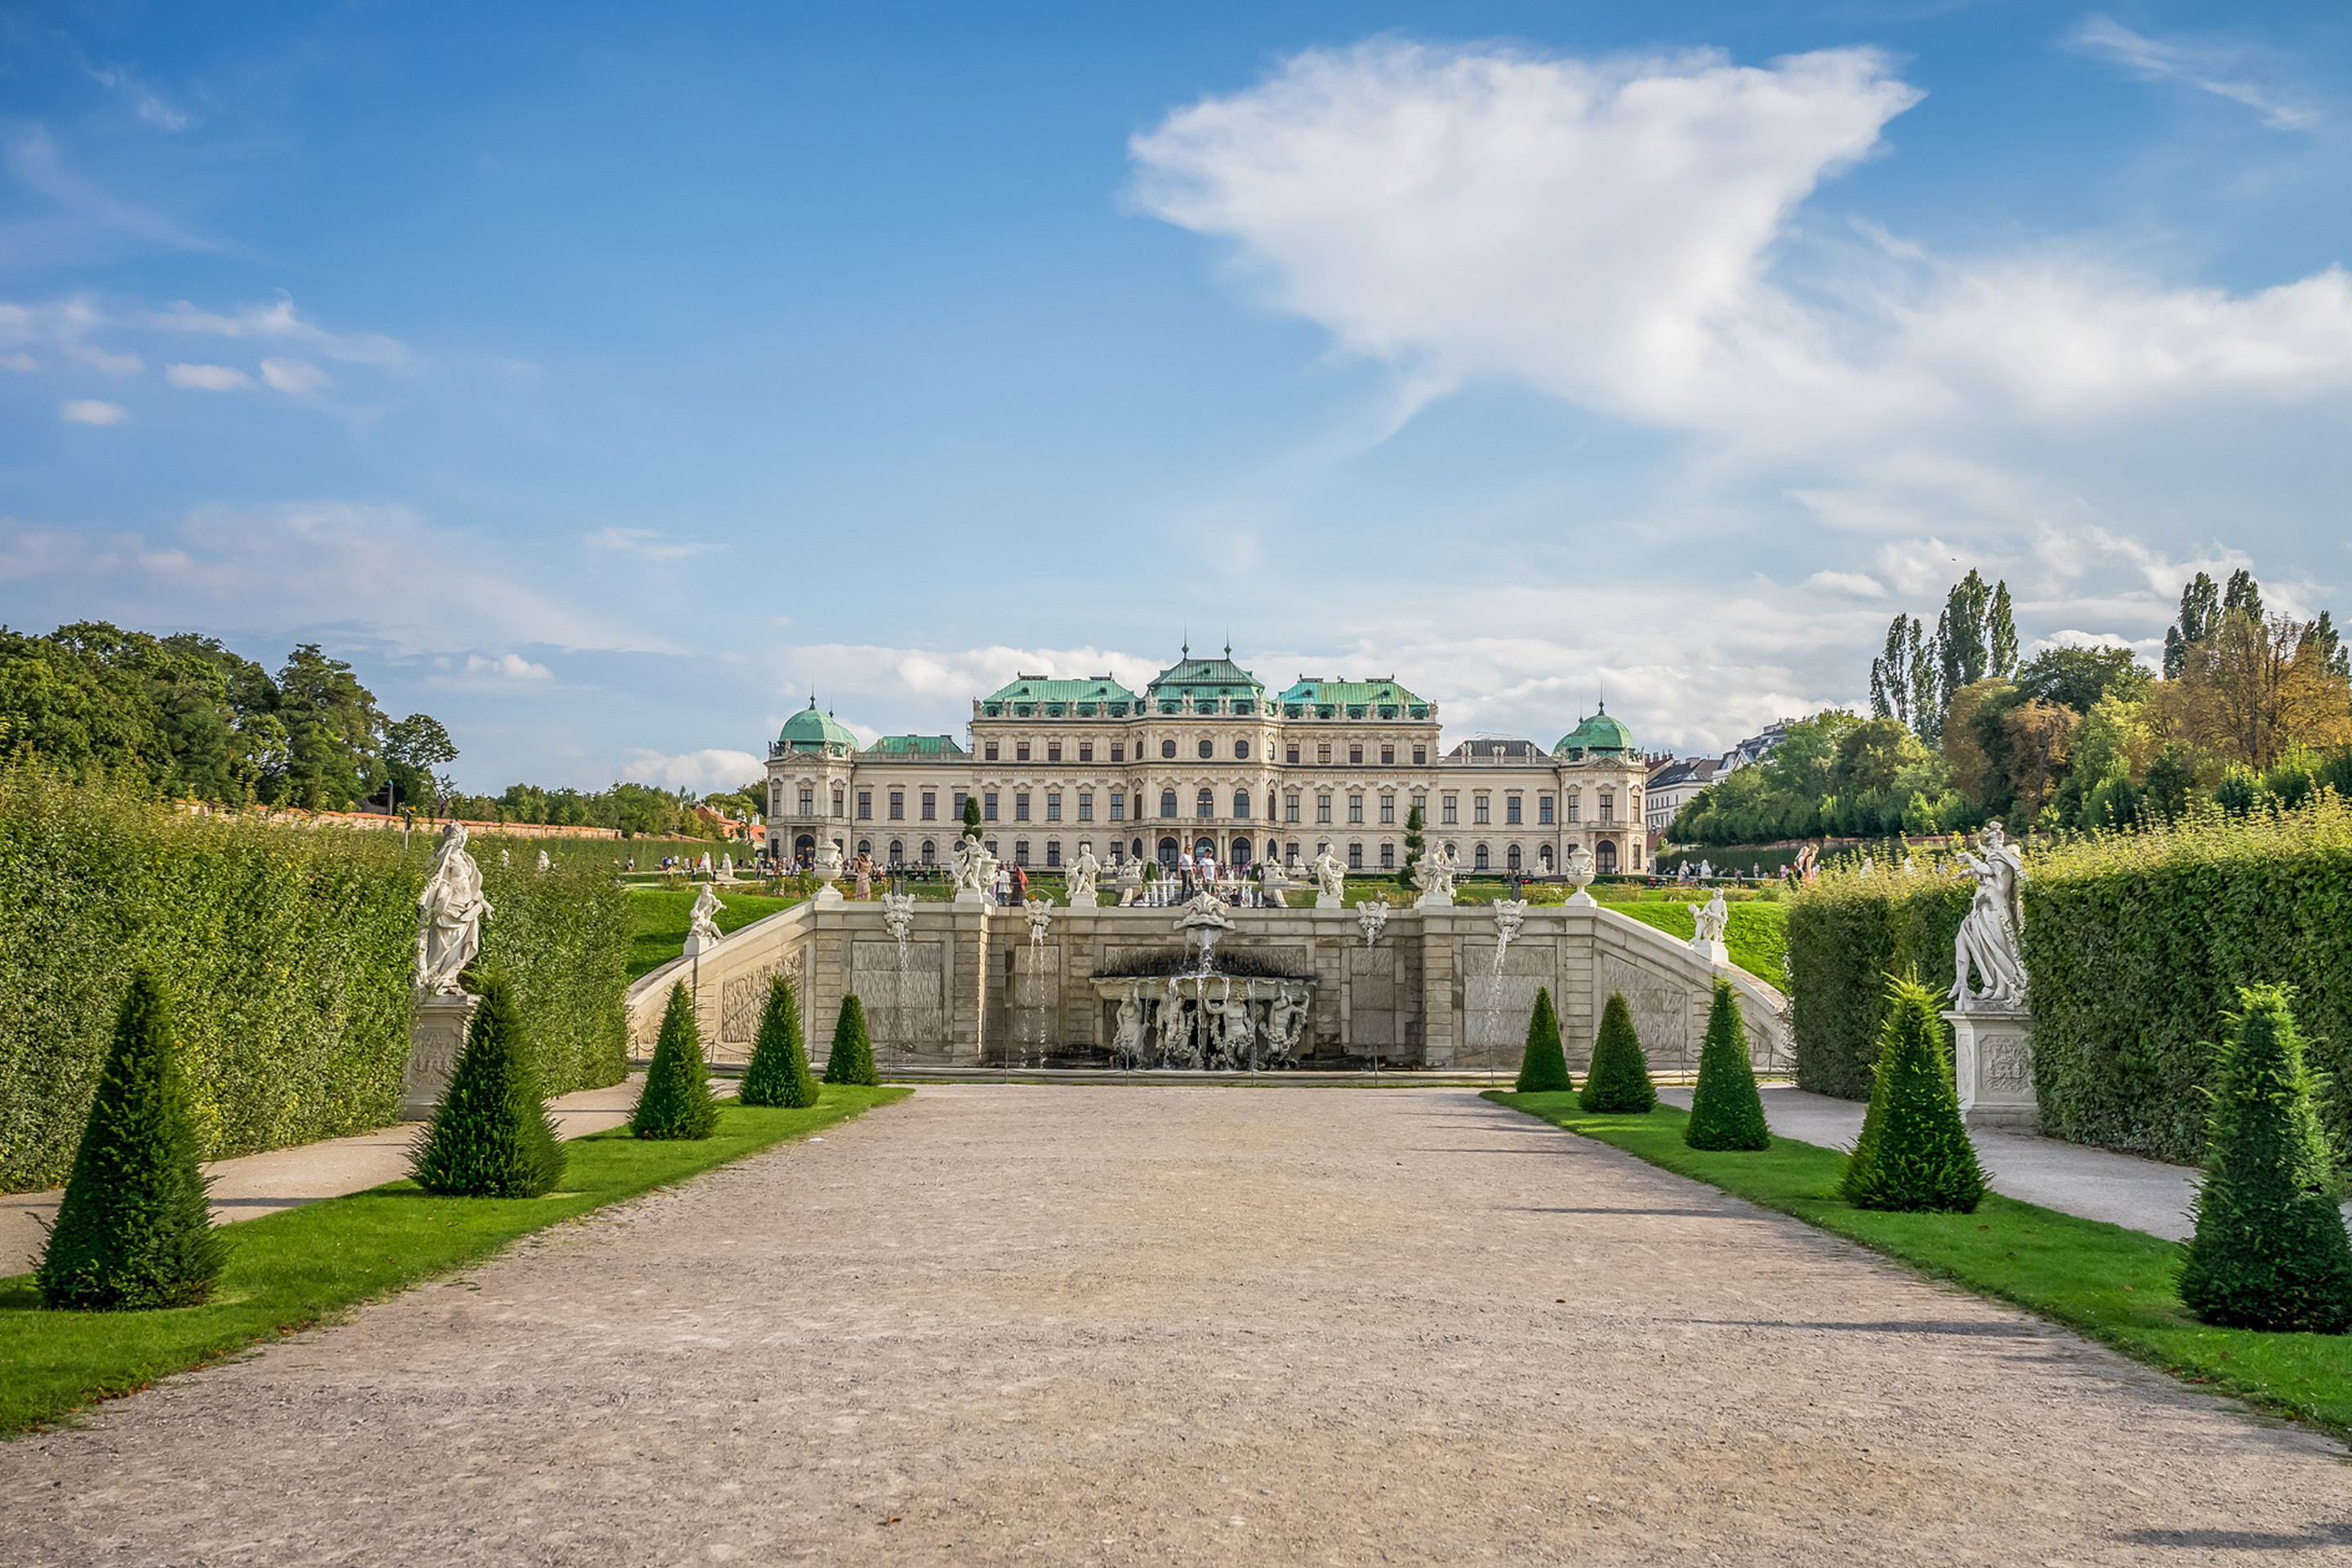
[4,1085,2347,1566]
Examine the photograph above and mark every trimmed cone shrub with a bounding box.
[1579,991,1657,1113]
[631,982,719,1140]
[1514,986,1574,1093]
[38,971,225,1310]
[410,973,564,1197]
[823,993,880,1086]
[1840,977,1984,1213]
[739,973,818,1108]
[1685,978,1771,1152]
[2179,987,2352,1333]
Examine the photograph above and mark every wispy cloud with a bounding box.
[463,652,554,682]
[584,527,720,561]
[165,362,250,391]
[87,64,192,132]
[259,356,332,394]
[2068,15,2319,131]
[144,294,408,366]
[60,399,127,425]
[2,126,221,258]
[621,747,764,794]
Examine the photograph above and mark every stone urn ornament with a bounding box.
[1564,844,1597,906]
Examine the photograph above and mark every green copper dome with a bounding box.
[777,699,858,754]
[1553,706,1634,759]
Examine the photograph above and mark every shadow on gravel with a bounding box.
[1673,1316,2051,1339]
[1515,1205,1768,1220]
[2114,1524,2352,1551]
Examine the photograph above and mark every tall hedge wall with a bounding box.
[0,773,630,1192]
[1786,798,2352,1167]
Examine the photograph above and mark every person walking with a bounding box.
[1011,862,1028,905]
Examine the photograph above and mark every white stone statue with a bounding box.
[1413,842,1459,906]
[880,889,917,947]
[500,847,510,867]
[1311,846,1346,906]
[1953,823,2029,1013]
[1690,889,1731,963]
[1258,858,1290,909]
[1113,983,1145,1066]
[1493,897,1528,960]
[416,822,492,995]
[720,853,735,881]
[1025,895,1055,941]
[537,848,552,873]
[1357,899,1388,948]
[1265,984,1308,1066]
[951,833,996,901]
[813,840,844,883]
[1067,844,1102,906]
[1158,987,1195,1067]
[1114,855,1144,906]
[684,883,724,956]
[1223,986,1257,1067]
[696,850,714,878]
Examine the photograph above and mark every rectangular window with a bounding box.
[1016,742,1031,762]
[1539,795,1553,825]
[1045,840,1062,868]
[1078,742,1093,762]
[1316,794,1333,825]
[889,790,905,821]
[1380,842,1396,869]
[983,791,999,822]
[1045,791,1062,822]
[1413,746,1427,765]
[1379,795,1395,826]
[1381,744,1395,764]
[985,742,1000,761]
[921,791,937,821]
[1285,795,1301,824]
[857,790,873,821]
[1015,791,1031,822]
[1317,742,1332,764]
[1110,790,1125,822]
[1046,742,1061,763]
[1441,795,1459,826]
[1348,843,1364,871]
[1111,743,1125,763]
[1505,795,1521,826]
[798,788,814,816]
[952,790,968,820]
[1285,744,1300,764]
[1349,744,1364,764]
[1473,795,1490,825]
[1348,795,1365,825]
[1567,795,1580,822]
[1600,795,1615,823]
[1077,791,1093,822]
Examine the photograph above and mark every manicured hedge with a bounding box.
[0,773,630,1192]
[1786,797,2352,1168]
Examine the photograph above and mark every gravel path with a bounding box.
[3,1085,2346,1566]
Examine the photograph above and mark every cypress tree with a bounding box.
[1840,977,1984,1212]
[1514,986,1573,1093]
[1398,804,1424,892]
[38,970,225,1311]
[1579,991,1657,1113]
[823,993,880,1086]
[2179,987,2352,1333]
[1685,978,1771,1152]
[409,973,564,1198]
[739,972,818,1108]
[631,982,719,1139]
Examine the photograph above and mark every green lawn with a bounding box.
[1598,896,1788,986]
[0,1086,908,1436]
[1490,1091,2352,1441]
[626,885,802,978]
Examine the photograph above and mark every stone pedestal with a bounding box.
[1316,893,1342,910]
[683,931,716,959]
[1565,886,1597,908]
[403,991,479,1120]
[1694,938,1730,967]
[1944,1007,2038,1131]
[813,883,844,907]
[1414,891,1454,909]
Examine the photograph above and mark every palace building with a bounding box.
[763,645,1648,880]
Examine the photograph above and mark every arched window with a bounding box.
[1131,837,1144,862]
[1160,788,1178,818]
[1194,836,1215,860]
[1266,838,1281,862]
[1197,738,1214,760]
[858,839,872,858]
[1507,844,1521,871]
[1157,835,1178,866]
[1538,844,1553,871]
[1196,787,1214,819]
[1595,840,1618,874]
[1233,789,1250,818]
[920,840,937,865]
[1348,842,1364,870]
[1231,837,1252,866]
[1474,843,1490,871]
[889,840,903,864]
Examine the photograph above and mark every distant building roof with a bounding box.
[1146,649,1265,702]
[862,733,968,758]
[1552,706,1637,760]
[1446,737,1546,762]
[777,699,858,754]
[1647,756,1721,791]
[979,674,1138,707]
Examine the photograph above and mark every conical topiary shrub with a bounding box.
[1840,976,1984,1212]
[2179,986,2352,1333]
[1514,986,1574,1093]
[739,972,818,1108]
[1579,991,1657,1113]
[631,982,719,1140]
[38,970,225,1310]
[410,973,564,1197]
[823,992,879,1086]
[1685,978,1771,1152]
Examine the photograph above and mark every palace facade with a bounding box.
[763,647,1649,880]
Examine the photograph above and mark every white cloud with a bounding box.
[463,652,553,682]
[144,294,408,365]
[60,399,127,425]
[88,64,192,132]
[621,747,764,794]
[1129,39,2352,448]
[584,526,719,561]
[65,341,141,375]
[259,356,332,395]
[2068,15,2318,131]
[0,352,34,372]
[166,362,250,391]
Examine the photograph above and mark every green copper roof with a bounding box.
[777,699,859,752]
[1553,707,1635,758]
[1277,677,1428,709]
[979,675,1138,706]
[1145,650,1265,702]
[862,733,968,757]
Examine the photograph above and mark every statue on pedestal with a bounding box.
[1257,858,1290,908]
[1954,823,2029,1013]
[1067,844,1102,906]
[1112,983,1145,1067]
[416,822,492,995]
[1413,842,1458,906]
[951,834,995,901]
[1690,890,1730,954]
[1311,846,1346,906]
[685,883,724,956]
[537,848,552,873]
[1114,855,1144,906]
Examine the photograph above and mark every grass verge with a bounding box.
[1490,1090,2352,1441]
[626,886,801,978]
[1599,898,1788,987]
[0,1086,908,1436]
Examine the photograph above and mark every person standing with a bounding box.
[1010,861,1028,905]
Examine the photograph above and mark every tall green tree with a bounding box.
[1987,581,2019,680]
[1936,571,1993,702]
[1398,803,1424,890]
[270,644,385,808]
[383,713,459,814]
[2165,570,2224,678]
[38,971,225,1310]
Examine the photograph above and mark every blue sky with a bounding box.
[4,2,2350,792]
